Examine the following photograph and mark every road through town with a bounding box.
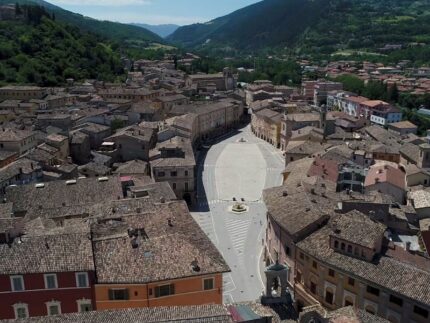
[191,125,284,303]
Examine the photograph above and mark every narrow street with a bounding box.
[191,125,284,303]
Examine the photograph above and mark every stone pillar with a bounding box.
[357,282,366,309]
[379,291,390,317]
[336,273,345,308]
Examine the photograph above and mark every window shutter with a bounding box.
[170,284,175,295]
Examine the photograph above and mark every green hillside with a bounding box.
[0,0,164,46]
[168,0,328,50]
[169,0,430,59]
[0,5,125,86]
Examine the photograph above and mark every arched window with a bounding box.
[344,296,354,307]
[347,245,352,253]
[341,242,345,251]
[334,240,339,248]
[325,287,334,305]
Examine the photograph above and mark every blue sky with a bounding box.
[48,0,261,25]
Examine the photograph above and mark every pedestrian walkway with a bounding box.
[192,212,217,244]
[225,216,253,268]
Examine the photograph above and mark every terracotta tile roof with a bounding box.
[399,143,420,164]
[297,215,430,306]
[389,121,417,129]
[285,141,332,156]
[0,158,41,183]
[330,211,386,249]
[364,165,406,189]
[263,180,337,239]
[0,233,94,275]
[150,136,195,168]
[5,176,123,219]
[0,128,33,142]
[92,201,230,283]
[3,306,231,322]
[113,160,148,175]
[307,157,340,183]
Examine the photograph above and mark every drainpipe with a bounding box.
[146,283,150,307]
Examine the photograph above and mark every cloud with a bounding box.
[49,0,151,6]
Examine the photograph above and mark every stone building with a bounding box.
[150,136,196,205]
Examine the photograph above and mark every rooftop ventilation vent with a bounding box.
[35,183,45,188]
[65,180,77,185]
[98,177,109,182]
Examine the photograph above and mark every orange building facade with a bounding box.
[95,273,223,310]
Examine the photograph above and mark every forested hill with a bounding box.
[0,0,163,46]
[0,5,126,86]
[168,0,430,55]
[168,0,328,50]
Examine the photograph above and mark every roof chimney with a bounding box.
[191,259,200,272]
[131,236,139,249]
[406,241,411,252]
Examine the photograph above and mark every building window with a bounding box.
[310,282,317,294]
[171,171,177,177]
[299,252,304,260]
[10,275,25,291]
[185,170,189,176]
[285,245,290,256]
[414,306,429,318]
[77,299,92,312]
[389,295,403,307]
[325,290,334,305]
[46,301,61,316]
[185,182,189,191]
[348,277,355,286]
[75,272,89,288]
[296,270,302,283]
[312,261,317,269]
[341,243,345,251]
[344,299,353,307]
[328,269,335,277]
[172,182,177,189]
[13,303,28,319]
[203,278,214,290]
[334,240,339,248]
[158,172,165,177]
[155,284,175,298]
[44,274,58,289]
[108,289,129,300]
[347,245,352,253]
[366,285,380,296]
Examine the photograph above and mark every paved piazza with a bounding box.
[191,125,284,303]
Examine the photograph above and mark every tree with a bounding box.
[173,55,178,70]
[15,3,22,15]
[387,83,399,103]
[111,118,126,132]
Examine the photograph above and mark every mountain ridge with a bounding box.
[0,0,164,45]
[132,23,179,38]
[168,0,430,56]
